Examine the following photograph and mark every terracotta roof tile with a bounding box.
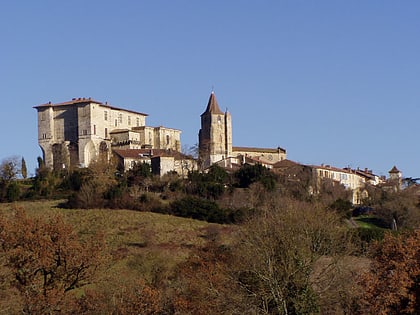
[34,98,148,116]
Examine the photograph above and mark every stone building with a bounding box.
[113,148,197,177]
[198,91,286,169]
[34,97,181,170]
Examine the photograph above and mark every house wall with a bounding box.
[232,148,286,164]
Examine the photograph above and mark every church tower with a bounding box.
[199,91,232,169]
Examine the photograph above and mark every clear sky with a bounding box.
[1,1,419,178]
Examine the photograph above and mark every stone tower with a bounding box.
[198,91,232,169]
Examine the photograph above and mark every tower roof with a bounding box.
[389,166,400,173]
[201,91,224,116]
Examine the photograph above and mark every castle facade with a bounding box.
[34,97,181,170]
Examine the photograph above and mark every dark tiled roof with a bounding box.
[109,129,130,134]
[233,146,286,154]
[34,97,148,116]
[389,166,400,173]
[201,91,224,116]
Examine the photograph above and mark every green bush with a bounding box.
[162,196,243,224]
[6,181,20,202]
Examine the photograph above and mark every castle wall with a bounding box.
[35,98,181,170]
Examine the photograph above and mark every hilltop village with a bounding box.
[34,92,402,205]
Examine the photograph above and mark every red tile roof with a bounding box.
[33,97,148,116]
[272,159,301,168]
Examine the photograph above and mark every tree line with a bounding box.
[0,155,419,313]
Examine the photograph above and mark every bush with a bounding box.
[162,196,242,224]
[6,181,20,202]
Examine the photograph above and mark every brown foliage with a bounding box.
[0,207,104,314]
[234,198,357,314]
[375,189,420,230]
[358,230,420,314]
[173,241,252,315]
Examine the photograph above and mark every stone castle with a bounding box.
[34,97,181,170]
[35,92,286,172]
[34,92,401,205]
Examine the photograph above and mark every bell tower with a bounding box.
[199,91,232,169]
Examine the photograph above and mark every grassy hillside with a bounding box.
[0,200,237,314]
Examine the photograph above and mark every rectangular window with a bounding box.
[83,129,87,135]
[118,113,122,124]
[104,111,108,121]
[128,116,131,125]
[93,125,96,135]
[41,112,46,121]
[115,119,118,127]
[136,117,140,127]
[105,128,108,138]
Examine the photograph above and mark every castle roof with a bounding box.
[34,97,148,116]
[201,91,224,116]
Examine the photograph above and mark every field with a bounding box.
[0,200,237,314]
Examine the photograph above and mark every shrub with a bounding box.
[162,196,242,224]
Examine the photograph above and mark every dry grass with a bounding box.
[0,200,237,313]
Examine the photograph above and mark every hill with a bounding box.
[0,200,237,314]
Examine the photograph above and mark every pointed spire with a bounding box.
[202,91,224,115]
[389,166,400,173]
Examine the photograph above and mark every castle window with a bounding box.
[115,119,118,127]
[136,117,140,127]
[105,128,108,138]
[128,116,131,125]
[118,113,123,124]
[104,111,108,121]
[93,125,96,135]
[83,129,87,135]
[41,112,45,121]
[166,135,170,145]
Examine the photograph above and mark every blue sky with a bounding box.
[1,1,419,178]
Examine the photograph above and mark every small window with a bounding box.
[166,135,170,145]
[83,129,87,135]
[115,119,118,127]
[93,125,96,135]
[128,116,131,125]
[136,117,140,127]
[118,113,122,124]
[41,112,46,121]
[104,111,108,121]
[105,128,108,138]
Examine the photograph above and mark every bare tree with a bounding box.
[234,197,357,314]
[0,156,20,182]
